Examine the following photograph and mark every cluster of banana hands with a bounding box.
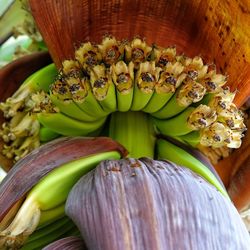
[0,36,249,249]
[0,35,246,162]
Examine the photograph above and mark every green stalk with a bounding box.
[152,107,196,136]
[109,111,156,158]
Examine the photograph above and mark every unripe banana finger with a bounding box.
[50,94,100,122]
[39,126,61,142]
[37,112,107,136]
[130,84,154,111]
[90,65,117,113]
[130,61,160,111]
[152,80,206,119]
[75,91,109,118]
[156,139,228,198]
[96,81,117,113]
[152,107,196,137]
[142,92,173,113]
[116,90,134,112]
[38,204,65,227]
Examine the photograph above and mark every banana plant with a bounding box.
[0,0,250,249]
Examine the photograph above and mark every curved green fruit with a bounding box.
[152,79,206,119]
[151,91,186,119]
[0,64,57,118]
[75,90,109,118]
[179,131,201,148]
[50,94,100,122]
[152,107,196,137]
[130,61,161,111]
[156,138,228,198]
[90,64,117,113]
[39,126,60,142]
[21,64,57,92]
[37,112,107,136]
[142,92,173,113]
[111,61,134,112]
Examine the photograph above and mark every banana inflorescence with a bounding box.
[0,35,248,249]
[0,35,246,164]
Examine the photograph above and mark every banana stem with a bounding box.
[109,111,156,158]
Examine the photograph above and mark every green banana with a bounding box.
[74,88,109,118]
[49,94,101,122]
[22,64,57,91]
[90,64,117,113]
[179,131,201,148]
[27,151,121,210]
[153,107,196,136]
[38,204,65,227]
[142,61,186,113]
[39,126,60,142]
[156,138,228,198]
[153,104,217,137]
[152,78,207,119]
[111,61,134,112]
[142,92,173,113]
[56,72,109,119]
[0,63,57,118]
[130,61,161,111]
[37,112,107,136]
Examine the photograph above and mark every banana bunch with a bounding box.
[0,35,246,164]
[0,35,248,248]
